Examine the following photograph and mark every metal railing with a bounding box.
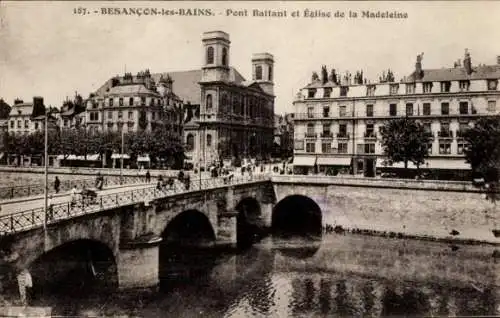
[0,175,148,201]
[0,174,270,235]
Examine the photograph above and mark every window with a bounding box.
[338,124,347,137]
[323,88,332,98]
[269,65,273,81]
[321,142,331,153]
[459,80,470,91]
[109,98,114,107]
[89,112,99,121]
[207,134,212,147]
[17,120,21,128]
[427,142,433,155]
[457,141,466,155]
[406,103,413,116]
[307,89,316,98]
[340,86,349,97]
[256,66,263,80]
[108,111,112,119]
[128,111,133,119]
[423,82,433,93]
[306,123,315,137]
[366,104,373,117]
[487,79,498,91]
[364,143,375,154]
[423,103,431,115]
[366,85,376,96]
[423,123,432,134]
[186,134,195,151]
[141,97,146,106]
[338,143,348,154]
[119,98,124,106]
[459,102,468,115]
[206,46,214,64]
[63,119,69,127]
[439,142,451,154]
[457,122,468,138]
[206,94,213,109]
[294,139,304,150]
[389,84,399,95]
[322,123,331,137]
[118,111,123,119]
[389,103,397,116]
[322,106,330,118]
[488,100,496,112]
[307,106,314,118]
[152,112,155,120]
[441,102,449,115]
[24,120,28,129]
[440,81,451,93]
[129,97,134,106]
[439,122,451,138]
[365,124,374,137]
[222,48,228,66]
[35,122,39,130]
[10,121,13,128]
[306,142,316,153]
[406,84,415,94]
[339,105,347,117]
[92,102,97,109]
[150,98,155,107]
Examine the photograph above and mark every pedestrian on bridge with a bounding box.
[145,170,151,183]
[54,176,60,194]
[70,185,78,207]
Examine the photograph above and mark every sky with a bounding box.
[1,1,500,115]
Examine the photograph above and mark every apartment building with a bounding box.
[293,50,500,176]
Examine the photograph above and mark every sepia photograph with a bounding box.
[0,1,499,317]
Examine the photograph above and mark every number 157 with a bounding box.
[74,7,88,15]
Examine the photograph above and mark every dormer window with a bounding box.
[389,84,399,95]
[323,87,332,98]
[206,46,214,64]
[366,85,376,96]
[440,81,451,93]
[405,83,415,94]
[423,82,433,93]
[340,86,349,97]
[459,80,470,91]
[307,89,316,98]
[487,79,498,91]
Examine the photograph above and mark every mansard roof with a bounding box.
[106,84,160,96]
[406,64,500,82]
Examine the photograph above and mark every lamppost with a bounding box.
[43,109,52,251]
[120,129,124,185]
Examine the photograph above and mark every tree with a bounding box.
[379,118,429,171]
[464,118,500,184]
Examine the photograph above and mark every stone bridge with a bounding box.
[0,175,497,298]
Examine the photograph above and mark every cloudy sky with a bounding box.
[1,1,499,114]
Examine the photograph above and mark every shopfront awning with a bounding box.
[317,157,351,166]
[423,159,470,170]
[292,156,317,166]
[111,154,130,160]
[376,160,419,169]
[56,154,99,161]
[137,155,150,162]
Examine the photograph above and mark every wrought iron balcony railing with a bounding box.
[305,132,317,138]
[438,131,454,138]
[320,132,333,138]
[337,133,350,139]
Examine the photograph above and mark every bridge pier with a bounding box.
[118,202,162,290]
[217,212,238,248]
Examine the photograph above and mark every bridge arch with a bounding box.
[235,197,262,247]
[161,209,216,245]
[28,239,118,299]
[272,195,322,238]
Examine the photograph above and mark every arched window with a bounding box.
[269,65,273,81]
[206,46,214,64]
[206,94,213,109]
[207,134,212,147]
[256,65,263,80]
[222,47,228,66]
[186,134,195,151]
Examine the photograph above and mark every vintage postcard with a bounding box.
[0,1,499,317]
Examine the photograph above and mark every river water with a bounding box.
[34,234,499,317]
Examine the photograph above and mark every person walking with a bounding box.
[146,170,151,183]
[70,185,78,207]
[54,176,60,194]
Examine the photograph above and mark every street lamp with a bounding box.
[120,129,124,185]
[43,109,52,251]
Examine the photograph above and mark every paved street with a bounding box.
[0,182,155,216]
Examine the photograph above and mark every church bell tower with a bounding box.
[200,31,230,83]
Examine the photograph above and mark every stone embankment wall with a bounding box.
[272,176,499,244]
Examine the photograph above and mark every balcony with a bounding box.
[438,131,453,138]
[305,132,317,138]
[320,132,333,138]
[337,133,350,139]
[364,132,377,140]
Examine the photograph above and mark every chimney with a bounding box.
[497,55,500,65]
[32,96,45,118]
[464,49,473,75]
[14,98,24,105]
[415,53,424,80]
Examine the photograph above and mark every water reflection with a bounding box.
[33,234,498,317]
